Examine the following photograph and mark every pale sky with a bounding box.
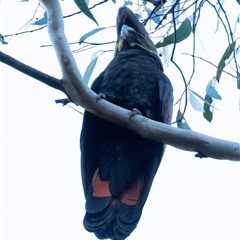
[1,1,240,240]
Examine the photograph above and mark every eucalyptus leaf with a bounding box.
[203,94,213,122]
[33,11,48,25]
[189,89,211,106]
[124,0,133,6]
[155,18,192,48]
[171,0,180,25]
[83,52,98,86]
[0,34,7,44]
[79,27,106,44]
[189,90,204,112]
[215,0,225,33]
[74,0,98,25]
[162,46,170,67]
[233,13,240,33]
[143,5,160,24]
[206,79,222,100]
[176,110,191,130]
[237,14,240,24]
[216,41,236,82]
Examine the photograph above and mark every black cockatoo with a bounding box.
[80,6,173,240]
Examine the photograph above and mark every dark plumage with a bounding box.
[80,6,173,240]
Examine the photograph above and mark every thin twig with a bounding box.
[216,0,239,77]
[182,53,236,78]
[170,9,188,125]
[41,40,116,48]
[3,0,108,38]
[155,0,181,29]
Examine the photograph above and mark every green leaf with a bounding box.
[203,94,213,122]
[79,27,106,44]
[0,34,7,44]
[236,0,240,5]
[74,0,98,25]
[155,18,192,48]
[83,52,98,86]
[111,0,116,3]
[176,110,191,130]
[216,41,236,82]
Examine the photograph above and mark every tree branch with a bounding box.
[0,51,65,93]
[7,0,235,161]
[182,52,236,78]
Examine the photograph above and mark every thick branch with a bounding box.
[2,49,239,161]
[18,0,238,161]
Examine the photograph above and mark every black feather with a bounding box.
[80,6,173,240]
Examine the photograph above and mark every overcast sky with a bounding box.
[1,1,240,240]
